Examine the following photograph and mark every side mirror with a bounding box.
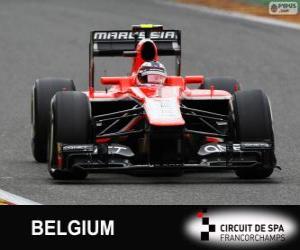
[100,77,134,90]
[123,51,137,57]
[185,75,204,84]
[100,77,121,85]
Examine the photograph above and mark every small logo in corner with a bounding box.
[269,1,298,15]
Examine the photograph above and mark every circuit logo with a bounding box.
[184,208,298,248]
[196,209,215,241]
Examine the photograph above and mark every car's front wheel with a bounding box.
[233,89,276,179]
[31,78,75,163]
[48,91,91,180]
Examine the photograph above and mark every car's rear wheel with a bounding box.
[31,78,75,162]
[233,89,276,179]
[201,77,240,94]
[48,91,91,180]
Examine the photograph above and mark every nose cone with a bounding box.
[143,98,185,126]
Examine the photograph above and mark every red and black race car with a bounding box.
[31,24,277,180]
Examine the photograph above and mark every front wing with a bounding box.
[56,142,275,174]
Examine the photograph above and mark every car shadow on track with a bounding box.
[26,161,281,185]
[50,172,281,185]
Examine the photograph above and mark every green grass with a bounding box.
[239,0,300,6]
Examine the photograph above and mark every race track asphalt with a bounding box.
[0,0,299,204]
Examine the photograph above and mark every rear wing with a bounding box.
[88,26,182,97]
[90,29,181,57]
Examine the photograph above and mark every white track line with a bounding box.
[160,1,300,31]
[0,189,40,205]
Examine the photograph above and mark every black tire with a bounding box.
[233,89,276,179]
[201,77,240,94]
[48,91,91,180]
[31,78,75,162]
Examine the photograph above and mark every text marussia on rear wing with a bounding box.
[90,30,181,56]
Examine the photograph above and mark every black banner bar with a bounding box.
[0,206,298,249]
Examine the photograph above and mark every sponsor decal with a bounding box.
[198,142,272,156]
[108,144,134,157]
[242,142,271,149]
[198,143,240,156]
[184,208,298,248]
[269,1,298,15]
[145,98,182,121]
[62,144,94,153]
[93,31,177,41]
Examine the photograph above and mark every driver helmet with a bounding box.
[137,61,167,85]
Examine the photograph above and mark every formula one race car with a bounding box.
[31,24,277,180]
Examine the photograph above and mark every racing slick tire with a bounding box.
[31,78,75,163]
[201,77,240,94]
[233,89,276,179]
[48,91,91,180]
